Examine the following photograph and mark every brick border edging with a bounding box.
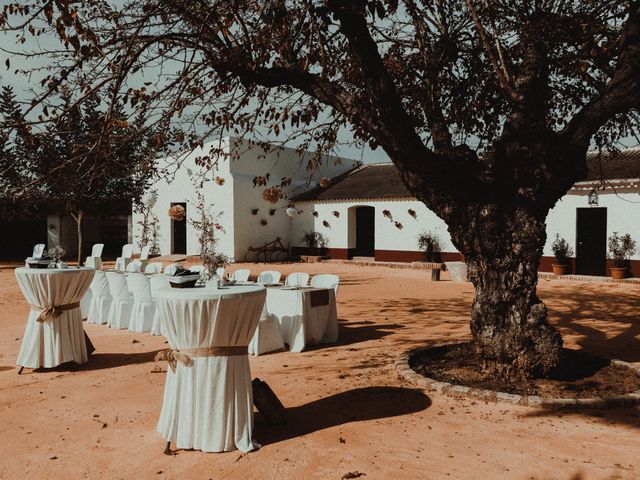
[396,343,640,408]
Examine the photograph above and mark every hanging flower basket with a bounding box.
[168,205,186,221]
[262,186,283,204]
[382,209,392,220]
[319,177,331,188]
[215,176,225,186]
[408,209,417,218]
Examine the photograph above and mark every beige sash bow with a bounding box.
[154,346,248,372]
[30,302,81,323]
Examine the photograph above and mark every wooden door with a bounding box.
[355,207,375,257]
[575,207,607,276]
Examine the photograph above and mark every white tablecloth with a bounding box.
[155,285,266,453]
[15,267,95,368]
[265,287,338,352]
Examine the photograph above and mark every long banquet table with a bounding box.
[15,267,95,369]
[154,284,266,453]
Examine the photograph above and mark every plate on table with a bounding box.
[262,283,283,287]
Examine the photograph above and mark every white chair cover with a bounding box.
[265,288,338,352]
[126,273,155,333]
[163,263,182,276]
[310,274,340,293]
[126,260,144,273]
[257,270,282,285]
[248,309,285,356]
[87,270,111,325]
[140,245,151,260]
[15,268,94,368]
[189,264,205,273]
[85,243,104,270]
[150,275,171,336]
[79,288,92,320]
[216,267,225,278]
[105,272,133,329]
[156,286,266,453]
[285,272,309,287]
[115,244,134,272]
[144,262,163,274]
[232,269,251,282]
[25,243,46,264]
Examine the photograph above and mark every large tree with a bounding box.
[0,85,167,263]
[2,1,639,378]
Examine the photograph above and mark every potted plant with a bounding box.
[301,231,328,260]
[45,246,66,268]
[551,234,573,275]
[417,231,440,262]
[608,232,636,279]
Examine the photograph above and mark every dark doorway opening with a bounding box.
[575,207,607,276]
[171,202,187,254]
[354,206,375,257]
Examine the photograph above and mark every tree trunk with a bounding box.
[71,210,84,266]
[450,204,563,379]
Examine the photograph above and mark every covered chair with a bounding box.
[25,243,46,264]
[232,269,251,283]
[144,262,163,274]
[126,273,155,333]
[149,275,171,336]
[248,310,285,356]
[126,245,151,272]
[257,270,282,285]
[285,272,309,287]
[80,288,92,321]
[87,270,111,325]
[105,271,133,329]
[115,244,134,272]
[189,264,205,273]
[85,243,104,269]
[310,274,340,294]
[163,263,182,276]
[216,267,225,278]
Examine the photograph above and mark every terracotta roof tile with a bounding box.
[294,148,640,202]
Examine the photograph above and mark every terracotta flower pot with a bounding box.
[610,267,627,280]
[552,264,569,275]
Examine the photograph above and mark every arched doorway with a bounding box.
[351,206,375,257]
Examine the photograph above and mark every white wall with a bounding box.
[544,187,640,260]
[291,198,456,252]
[133,137,357,260]
[229,140,357,259]
[132,138,235,257]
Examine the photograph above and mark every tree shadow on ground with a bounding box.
[328,319,404,347]
[542,284,640,362]
[77,350,161,371]
[254,386,431,445]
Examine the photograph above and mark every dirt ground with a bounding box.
[0,262,638,480]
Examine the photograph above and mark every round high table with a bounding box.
[155,285,266,453]
[15,267,95,370]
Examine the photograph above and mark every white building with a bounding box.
[136,139,640,277]
[133,137,358,260]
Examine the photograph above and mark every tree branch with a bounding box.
[464,0,522,102]
[560,2,640,148]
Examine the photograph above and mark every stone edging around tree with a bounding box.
[396,344,640,408]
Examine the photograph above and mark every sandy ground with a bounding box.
[0,262,638,480]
